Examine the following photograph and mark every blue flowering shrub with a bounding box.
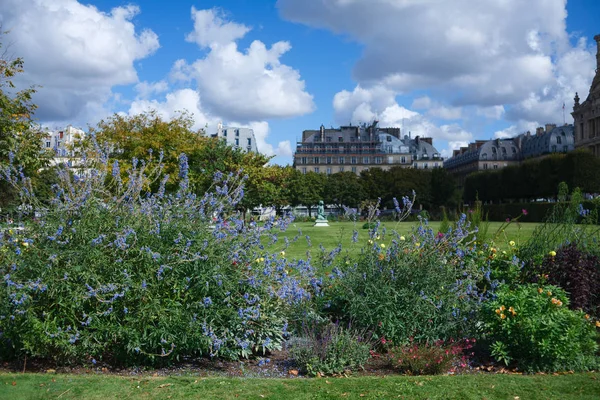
[0,149,316,365]
[481,284,599,372]
[321,213,495,345]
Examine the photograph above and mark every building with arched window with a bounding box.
[572,34,600,156]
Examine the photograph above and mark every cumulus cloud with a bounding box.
[171,7,315,122]
[278,0,596,129]
[0,0,159,124]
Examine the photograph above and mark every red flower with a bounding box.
[522,209,528,216]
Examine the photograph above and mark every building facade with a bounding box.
[293,122,442,175]
[572,34,600,156]
[211,123,258,153]
[41,125,86,166]
[444,124,575,184]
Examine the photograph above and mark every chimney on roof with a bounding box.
[536,127,544,136]
[545,123,556,133]
[421,137,433,145]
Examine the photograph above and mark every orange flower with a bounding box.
[509,306,516,316]
[547,290,552,296]
[500,313,506,319]
[551,298,563,307]
[596,321,600,328]
[538,288,543,294]
[585,314,590,320]
[378,253,385,261]
[499,305,506,311]
[495,309,501,315]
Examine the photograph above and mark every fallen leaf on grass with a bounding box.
[11,381,16,386]
[289,369,299,376]
[326,380,332,384]
[157,383,172,388]
[46,369,56,374]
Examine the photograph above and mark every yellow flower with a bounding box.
[22,242,29,247]
[415,242,420,247]
[280,251,286,257]
[255,258,261,263]
[509,240,515,247]
[499,305,506,311]
[8,229,13,234]
[259,257,265,262]
[376,235,381,240]
[380,243,386,249]
[585,314,590,320]
[491,248,497,253]
[399,236,406,241]
[509,306,516,316]
[368,240,374,245]
[547,290,552,296]
[345,260,350,265]
[500,313,506,319]
[549,250,557,257]
[538,288,543,294]
[596,321,600,328]
[495,309,501,315]
[502,251,507,255]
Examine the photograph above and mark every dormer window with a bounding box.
[481,153,487,160]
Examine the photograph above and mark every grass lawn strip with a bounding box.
[1,372,599,399]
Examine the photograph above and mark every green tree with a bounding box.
[324,172,365,211]
[0,31,50,209]
[288,170,326,217]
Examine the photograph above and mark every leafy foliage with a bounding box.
[388,338,475,375]
[322,213,492,344]
[0,148,317,365]
[289,322,372,376]
[526,243,600,317]
[481,284,599,372]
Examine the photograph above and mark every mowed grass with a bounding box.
[1,372,598,400]
[270,221,540,261]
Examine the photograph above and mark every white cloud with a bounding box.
[494,120,539,139]
[1,0,159,124]
[278,0,597,130]
[128,89,211,131]
[185,7,250,48]
[172,7,315,122]
[331,85,474,157]
[135,80,169,99]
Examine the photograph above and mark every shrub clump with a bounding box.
[323,215,493,344]
[481,284,599,372]
[289,322,372,376]
[527,243,600,317]
[388,338,475,375]
[0,152,316,365]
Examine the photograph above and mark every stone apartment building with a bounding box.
[444,124,575,185]
[293,122,442,175]
[572,34,600,156]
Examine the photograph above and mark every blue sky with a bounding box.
[1,0,599,164]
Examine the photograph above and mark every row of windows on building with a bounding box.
[300,162,440,175]
[298,156,409,165]
[302,166,358,174]
[222,129,243,137]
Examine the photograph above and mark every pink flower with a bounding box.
[506,218,510,223]
[522,209,528,216]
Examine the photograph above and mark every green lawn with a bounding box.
[1,372,598,399]
[272,221,540,261]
